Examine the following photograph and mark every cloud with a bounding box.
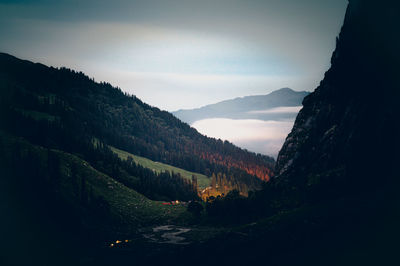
[192,118,294,157]
[247,106,303,114]
[234,139,287,158]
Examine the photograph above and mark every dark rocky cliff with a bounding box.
[274,0,400,204]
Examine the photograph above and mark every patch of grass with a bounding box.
[56,151,190,228]
[0,131,191,232]
[110,146,211,189]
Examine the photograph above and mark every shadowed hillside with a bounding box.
[275,0,400,206]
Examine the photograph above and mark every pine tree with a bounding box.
[211,173,217,192]
[192,175,198,193]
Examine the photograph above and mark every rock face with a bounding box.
[274,0,400,203]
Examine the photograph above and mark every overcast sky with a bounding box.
[0,0,347,111]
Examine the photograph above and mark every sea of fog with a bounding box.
[192,118,295,158]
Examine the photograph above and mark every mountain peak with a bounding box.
[268,88,308,96]
[275,87,293,92]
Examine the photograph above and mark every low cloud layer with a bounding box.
[248,106,302,114]
[192,118,294,157]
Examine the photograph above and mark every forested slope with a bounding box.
[0,53,273,198]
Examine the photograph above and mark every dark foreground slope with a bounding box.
[0,131,190,266]
[173,88,309,124]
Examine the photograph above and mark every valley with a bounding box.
[0,0,399,265]
[0,53,274,262]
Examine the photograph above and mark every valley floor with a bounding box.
[2,134,400,266]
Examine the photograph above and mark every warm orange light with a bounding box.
[125,240,129,243]
[116,240,122,244]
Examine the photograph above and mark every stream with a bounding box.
[142,225,191,245]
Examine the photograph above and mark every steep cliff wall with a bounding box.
[274,0,400,203]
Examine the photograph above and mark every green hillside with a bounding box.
[109,146,211,189]
[0,131,189,230]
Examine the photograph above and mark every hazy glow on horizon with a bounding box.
[97,70,313,110]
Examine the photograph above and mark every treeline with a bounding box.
[0,106,198,202]
[200,172,256,200]
[0,132,115,237]
[0,53,271,196]
[88,141,199,201]
[204,184,285,224]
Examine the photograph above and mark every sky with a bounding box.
[0,0,348,111]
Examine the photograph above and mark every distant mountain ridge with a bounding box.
[173,88,310,124]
